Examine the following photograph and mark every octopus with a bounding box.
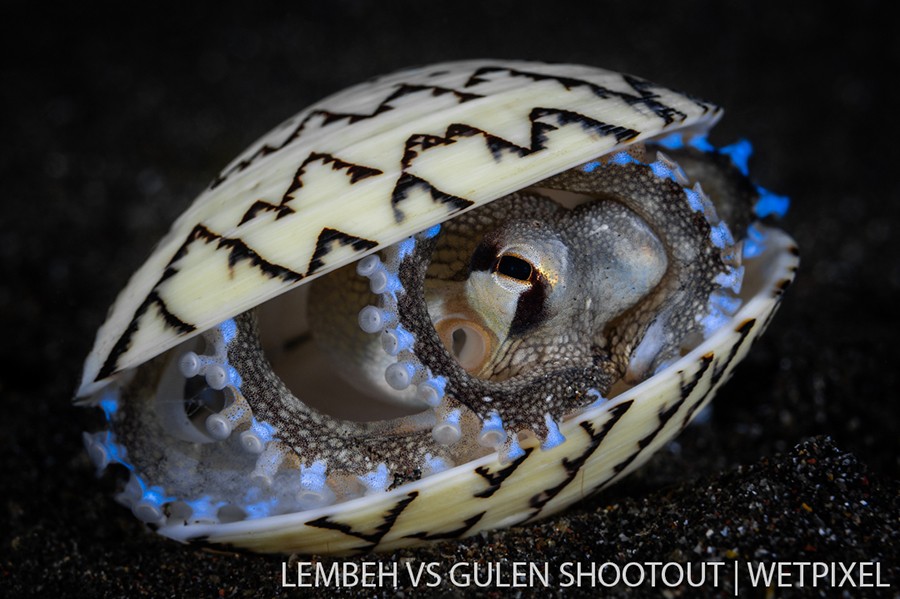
[93,141,758,520]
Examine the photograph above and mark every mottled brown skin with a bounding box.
[220,153,750,482]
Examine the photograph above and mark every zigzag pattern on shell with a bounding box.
[77,61,722,399]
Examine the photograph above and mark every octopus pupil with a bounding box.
[451,328,468,357]
[496,255,533,282]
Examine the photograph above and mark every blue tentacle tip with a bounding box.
[503,436,526,462]
[754,187,790,218]
[656,133,685,150]
[397,237,417,260]
[743,223,769,259]
[541,414,566,450]
[688,135,715,153]
[721,139,753,176]
[582,160,601,172]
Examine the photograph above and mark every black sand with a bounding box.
[2,3,897,597]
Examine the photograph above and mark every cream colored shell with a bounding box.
[77,60,796,555]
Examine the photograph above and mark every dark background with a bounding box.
[2,2,897,597]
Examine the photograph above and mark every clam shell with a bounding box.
[77,60,795,555]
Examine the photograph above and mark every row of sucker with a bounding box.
[222,311,475,498]
[540,140,753,381]
[87,317,450,525]
[82,383,178,525]
[655,133,789,261]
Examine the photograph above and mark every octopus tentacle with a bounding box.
[539,149,751,380]
[225,312,463,487]
[364,223,615,457]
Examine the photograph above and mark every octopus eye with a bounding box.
[495,254,534,283]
